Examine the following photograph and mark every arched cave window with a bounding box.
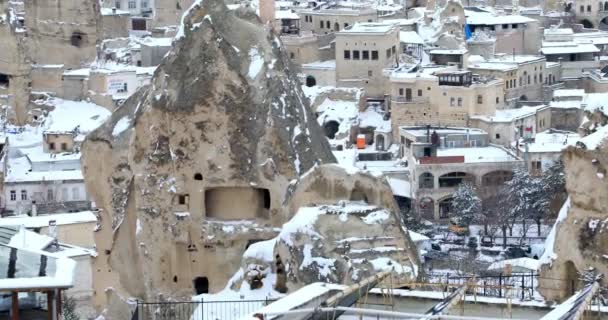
[194,173,203,181]
[193,276,209,295]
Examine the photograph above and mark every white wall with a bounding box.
[4,181,88,213]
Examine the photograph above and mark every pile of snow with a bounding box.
[539,198,571,266]
[579,125,608,150]
[358,106,390,132]
[487,257,540,272]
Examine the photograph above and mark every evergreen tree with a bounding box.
[543,160,566,195]
[63,294,80,320]
[452,182,481,227]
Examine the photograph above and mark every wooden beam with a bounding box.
[47,290,54,320]
[11,291,19,320]
[57,289,62,316]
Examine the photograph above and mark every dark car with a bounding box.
[503,247,527,259]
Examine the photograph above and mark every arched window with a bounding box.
[70,32,85,47]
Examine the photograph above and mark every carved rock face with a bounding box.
[82,0,335,310]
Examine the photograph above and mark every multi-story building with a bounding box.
[299,7,378,35]
[468,55,548,106]
[465,7,542,55]
[335,22,401,97]
[398,126,522,220]
[541,27,599,79]
[389,66,505,138]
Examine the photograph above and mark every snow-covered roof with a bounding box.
[430,49,468,55]
[465,9,535,25]
[0,211,97,229]
[387,177,411,198]
[138,37,173,47]
[519,130,580,153]
[5,156,84,183]
[275,10,299,20]
[43,98,111,135]
[553,89,585,98]
[341,22,399,34]
[381,18,420,26]
[435,146,520,163]
[488,55,545,64]
[540,43,599,55]
[400,31,424,44]
[487,257,540,271]
[469,62,517,71]
[100,7,130,15]
[0,243,76,290]
[470,105,546,123]
[544,27,574,36]
[301,60,336,70]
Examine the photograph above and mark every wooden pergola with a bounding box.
[4,287,68,320]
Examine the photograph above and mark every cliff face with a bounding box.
[539,120,608,301]
[81,0,335,312]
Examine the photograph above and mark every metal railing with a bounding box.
[132,299,276,320]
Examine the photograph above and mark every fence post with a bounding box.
[521,274,525,300]
[498,274,502,298]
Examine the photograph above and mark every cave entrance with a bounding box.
[205,187,271,220]
[193,276,209,295]
[323,120,340,139]
[564,260,580,296]
[305,75,316,87]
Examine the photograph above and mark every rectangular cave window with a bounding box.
[205,187,271,220]
[0,73,9,87]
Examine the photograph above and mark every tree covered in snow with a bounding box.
[504,167,549,237]
[452,182,481,228]
[542,160,566,195]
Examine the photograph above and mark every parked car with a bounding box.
[502,247,528,259]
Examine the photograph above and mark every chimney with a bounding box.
[259,0,276,25]
[48,219,58,248]
[112,7,117,14]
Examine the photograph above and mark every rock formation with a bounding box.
[81,0,337,313]
[539,115,608,301]
[226,165,420,295]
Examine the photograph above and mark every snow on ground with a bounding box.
[436,146,518,163]
[358,106,390,132]
[316,98,358,137]
[487,257,540,272]
[243,238,277,263]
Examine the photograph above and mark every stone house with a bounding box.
[389,66,505,138]
[399,126,523,220]
[299,7,378,35]
[468,55,549,106]
[335,22,401,98]
[465,7,542,55]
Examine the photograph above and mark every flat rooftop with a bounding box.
[436,146,520,163]
[400,126,486,138]
[470,105,547,123]
[341,22,399,34]
[465,9,535,25]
